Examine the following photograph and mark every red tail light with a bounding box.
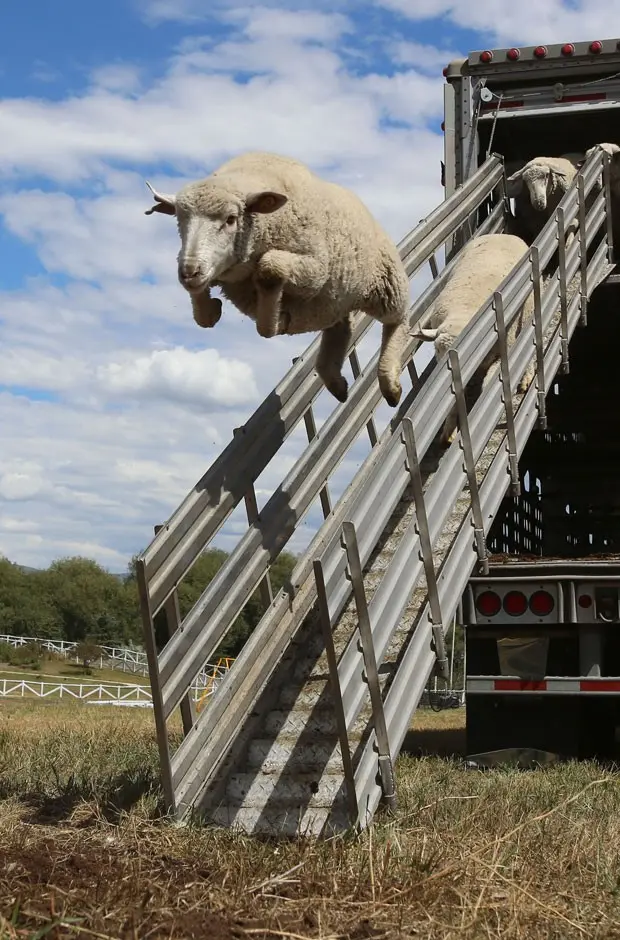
[479,50,493,63]
[590,41,603,54]
[476,590,501,617]
[442,66,449,76]
[529,590,555,616]
[507,48,520,61]
[578,594,593,608]
[533,46,548,58]
[561,43,575,56]
[503,591,528,616]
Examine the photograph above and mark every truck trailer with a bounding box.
[136,34,620,834]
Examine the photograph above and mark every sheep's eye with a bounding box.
[226,215,237,226]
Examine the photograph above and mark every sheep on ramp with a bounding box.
[413,234,535,446]
[506,153,584,245]
[144,151,410,408]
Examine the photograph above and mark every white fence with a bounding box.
[0,634,221,686]
[0,675,229,707]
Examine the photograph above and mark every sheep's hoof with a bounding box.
[192,296,222,328]
[325,375,349,403]
[379,377,402,408]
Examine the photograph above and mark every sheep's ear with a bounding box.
[245,191,288,214]
[144,180,177,216]
[505,170,524,196]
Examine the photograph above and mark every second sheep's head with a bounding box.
[144,179,288,294]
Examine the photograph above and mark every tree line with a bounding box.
[0,550,297,659]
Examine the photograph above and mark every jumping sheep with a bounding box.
[413,234,535,446]
[144,151,411,408]
[506,153,584,245]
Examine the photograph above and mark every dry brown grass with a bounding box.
[1,700,620,939]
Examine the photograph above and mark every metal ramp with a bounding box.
[136,147,615,835]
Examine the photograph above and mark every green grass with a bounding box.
[1,701,620,938]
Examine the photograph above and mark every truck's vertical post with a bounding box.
[530,246,548,430]
[602,150,615,265]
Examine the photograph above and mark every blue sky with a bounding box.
[0,0,613,571]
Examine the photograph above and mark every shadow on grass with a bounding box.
[402,723,466,759]
[9,769,165,826]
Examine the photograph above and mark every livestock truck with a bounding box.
[444,36,620,761]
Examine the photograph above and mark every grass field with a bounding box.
[1,700,620,938]
[0,657,150,688]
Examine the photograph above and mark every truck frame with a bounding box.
[444,36,620,761]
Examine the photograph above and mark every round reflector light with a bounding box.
[503,590,528,616]
[480,50,494,63]
[533,45,548,58]
[578,594,593,608]
[561,43,575,56]
[529,590,555,616]
[590,40,603,54]
[507,48,520,61]
[476,590,501,617]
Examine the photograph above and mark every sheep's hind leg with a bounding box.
[254,250,327,339]
[377,320,406,407]
[316,317,352,403]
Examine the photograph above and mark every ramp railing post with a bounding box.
[313,557,359,826]
[153,524,196,735]
[401,417,449,680]
[530,247,548,431]
[341,521,397,811]
[232,428,274,608]
[493,292,521,497]
[556,207,570,374]
[447,350,490,575]
[577,175,588,327]
[347,349,379,448]
[603,150,615,265]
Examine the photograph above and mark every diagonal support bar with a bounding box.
[493,291,520,497]
[341,521,396,811]
[447,351,490,575]
[401,417,449,681]
[313,558,359,826]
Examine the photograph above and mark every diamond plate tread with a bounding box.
[208,803,352,837]
[226,771,345,806]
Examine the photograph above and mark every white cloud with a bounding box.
[98,347,258,408]
[376,0,620,46]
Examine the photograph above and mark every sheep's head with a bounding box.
[144,180,288,293]
[506,159,574,212]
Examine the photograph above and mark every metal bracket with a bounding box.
[447,350,490,575]
[429,253,440,280]
[556,207,570,374]
[577,175,588,327]
[341,521,396,811]
[401,418,449,680]
[530,247,547,431]
[493,292,521,496]
[313,558,359,826]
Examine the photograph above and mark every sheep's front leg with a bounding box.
[190,289,222,329]
[254,249,327,339]
[316,317,352,403]
[377,321,406,407]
